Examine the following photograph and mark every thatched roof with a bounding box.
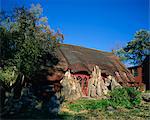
[55,44,135,84]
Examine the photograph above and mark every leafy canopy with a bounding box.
[114,30,150,65]
[0,4,63,86]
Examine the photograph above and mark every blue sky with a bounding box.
[1,0,149,52]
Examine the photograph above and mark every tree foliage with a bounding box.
[114,30,150,65]
[0,4,64,86]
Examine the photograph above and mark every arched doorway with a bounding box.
[74,74,90,96]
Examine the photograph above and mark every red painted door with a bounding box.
[81,77,88,96]
[75,74,89,96]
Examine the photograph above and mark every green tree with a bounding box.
[114,30,150,65]
[0,4,64,86]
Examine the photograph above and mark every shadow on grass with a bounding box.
[2,111,86,120]
[58,112,86,120]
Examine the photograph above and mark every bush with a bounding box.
[109,87,131,108]
[126,87,141,106]
[0,66,18,86]
[109,87,141,108]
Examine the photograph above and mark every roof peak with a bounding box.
[59,43,113,55]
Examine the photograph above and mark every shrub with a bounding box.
[109,87,141,108]
[109,87,131,108]
[125,87,141,106]
[0,66,18,86]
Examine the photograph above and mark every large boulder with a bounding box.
[88,66,121,98]
[88,66,109,97]
[60,70,82,101]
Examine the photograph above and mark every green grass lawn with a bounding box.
[59,99,150,120]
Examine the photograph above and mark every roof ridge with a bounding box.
[60,43,113,55]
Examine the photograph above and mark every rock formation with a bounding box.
[61,66,122,100]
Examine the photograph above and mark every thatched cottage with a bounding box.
[51,44,136,100]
